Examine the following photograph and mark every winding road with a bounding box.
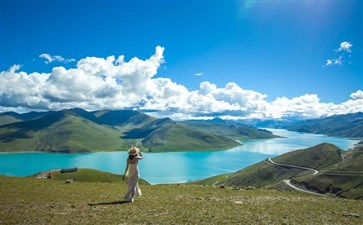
[264,158,325,196]
[266,158,319,175]
[282,179,326,197]
[265,157,363,196]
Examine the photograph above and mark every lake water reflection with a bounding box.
[0,129,359,184]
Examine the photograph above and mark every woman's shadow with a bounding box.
[88,200,131,206]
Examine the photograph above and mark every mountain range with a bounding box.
[0,108,276,153]
[241,112,363,138]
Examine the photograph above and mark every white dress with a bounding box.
[123,162,142,201]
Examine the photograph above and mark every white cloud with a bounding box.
[337,41,353,53]
[350,90,363,100]
[325,55,342,66]
[325,41,353,67]
[325,59,333,66]
[194,72,203,76]
[1,46,362,119]
[39,53,76,64]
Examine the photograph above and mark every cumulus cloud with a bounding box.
[39,53,76,64]
[350,90,363,100]
[1,46,362,120]
[194,72,203,76]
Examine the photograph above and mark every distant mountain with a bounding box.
[234,118,290,128]
[0,111,47,125]
[275,112,363,138]
[242,113,363,138]
[183,119,278,140]
[197,143,363,199]
[1,109,275,153]
[236,112,363,138]
[93,109,154,126]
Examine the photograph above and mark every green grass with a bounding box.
[50,168,149,185]
[193,173,231,186]
[1,175,363,225]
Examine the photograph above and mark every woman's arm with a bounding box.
[122,160,129,180]
[137,152,144,159]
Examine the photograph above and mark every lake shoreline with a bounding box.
[1,129,359,184]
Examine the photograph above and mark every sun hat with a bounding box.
[128,146,140,155]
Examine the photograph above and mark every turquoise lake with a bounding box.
[0,129,359,184]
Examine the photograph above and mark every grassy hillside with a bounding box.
[197,143,341,187]
[143,123,241,152]
[183,119,278,140]
[122,117,241,152]
[196,160,309,188]
[273,143,343,170]
[196,143,363,199]
[1,175,362,225]
[0,111,133,153]
[50,168,149,185]
[292,147,363,199]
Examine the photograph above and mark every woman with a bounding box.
[122,146,143,202]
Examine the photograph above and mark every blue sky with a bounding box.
[1,0,362,119]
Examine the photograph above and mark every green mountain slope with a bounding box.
[144,123,240,152]
[293,146,363,199]
[123,118,241,152]
[196,143,362,199]
[183,119,278,140]
[273,143,343,169]
[0,110,131,153]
